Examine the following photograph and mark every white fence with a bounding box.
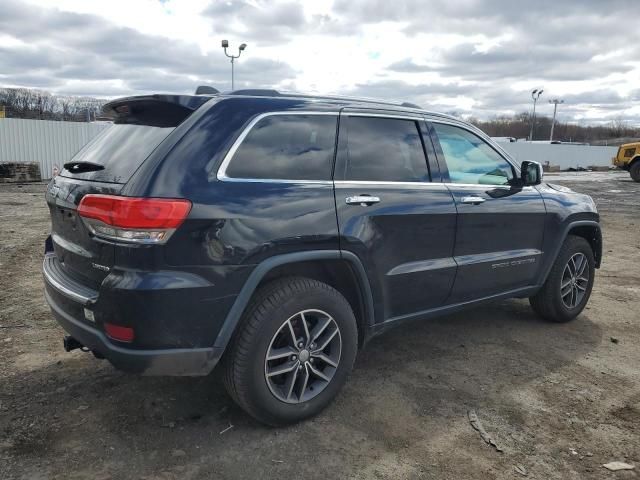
[499,142,617,170]
[0,118,110,180]
[0,118,621,180]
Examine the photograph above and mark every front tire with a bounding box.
[222,277,358,426]
[529,235,595,322]
[630,162,640,182]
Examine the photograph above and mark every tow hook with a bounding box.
[63,336,104,359]
[63,335,85,352]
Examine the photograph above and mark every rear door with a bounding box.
[46,96,203,289]
[428,121,546,303]
[334,111,457,323]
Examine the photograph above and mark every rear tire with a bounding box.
[630,161,640,182]
[222,276,358,426]
[529,235,595,322]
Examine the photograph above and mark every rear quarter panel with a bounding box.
[123,96,341,278]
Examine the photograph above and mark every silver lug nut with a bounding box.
[298,342,304,348]
[291,355,297,361]
[298,365,303,370]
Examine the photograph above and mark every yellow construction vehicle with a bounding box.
[612,142,640,182]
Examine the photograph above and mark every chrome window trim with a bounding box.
[334,180,444,188]
[441,182,537,190]
[219,178,334,185]
[335,180,535,190]
[217,111,339,183]
[216,109,525,187]
[428,118,521,174]
[343,112,425,122]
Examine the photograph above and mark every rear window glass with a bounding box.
[61,124,174,183]
[225,114,337,180]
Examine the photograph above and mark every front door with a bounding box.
[334,112,458,323]
[429,121,547,303]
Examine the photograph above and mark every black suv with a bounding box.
[43,90,602,425]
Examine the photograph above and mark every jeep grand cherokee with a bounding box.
[43,90,602,425]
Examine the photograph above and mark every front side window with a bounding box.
[225,114,337,180]
[340,116,429,182]
[433,123,514,185]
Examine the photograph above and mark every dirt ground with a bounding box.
[1,171,638,480]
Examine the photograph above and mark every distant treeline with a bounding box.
[0,87,105,122]
[2,86,639,145]
[470,112,640,145]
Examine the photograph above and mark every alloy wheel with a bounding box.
[264,309,342,404]
[560,252,589,309]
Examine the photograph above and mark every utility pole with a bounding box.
[221,40,247,90]
[549,99,564,142]
[529,89,543,141]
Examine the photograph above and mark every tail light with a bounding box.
[78,194,191,244]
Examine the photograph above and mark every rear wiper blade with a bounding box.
[63,161,105,173]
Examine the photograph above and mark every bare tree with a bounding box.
[609,117,628,138]
[0,87,106,122]
[471,112,639,144]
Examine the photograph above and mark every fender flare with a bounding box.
[213,250,375,350]
[539,220,602,285]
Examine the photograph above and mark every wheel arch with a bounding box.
[214,250,376,352]
[539,220,602,285]
[568,223,602,267]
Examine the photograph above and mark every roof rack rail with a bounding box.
[229,89,280,96]
[221,89,440,115]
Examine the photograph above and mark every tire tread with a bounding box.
[530,235,594,322]
[630,161,640,182]
[222,276,355,424]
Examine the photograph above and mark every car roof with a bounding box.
[202,89,461,122]
[103,90,464,125]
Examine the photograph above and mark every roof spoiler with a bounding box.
[195,85,219,95]
[102,94,212,127]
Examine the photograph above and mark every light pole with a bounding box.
[548,98,564,142]
[221,39,247,90]
[529,89,543,141]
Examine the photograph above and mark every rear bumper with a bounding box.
[43,253,225,376]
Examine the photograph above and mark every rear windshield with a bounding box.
[60,124,174,183]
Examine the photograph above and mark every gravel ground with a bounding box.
[0,171,638,480]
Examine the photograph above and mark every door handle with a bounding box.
[345,195,381,206]
[461,196,486,205]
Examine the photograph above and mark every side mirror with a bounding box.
[521,160,543,186]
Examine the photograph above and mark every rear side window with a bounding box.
[225,114,338,180]
[339,116,429,182]
[61,124,173,183]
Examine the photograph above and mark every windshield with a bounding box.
[60,124,174,183]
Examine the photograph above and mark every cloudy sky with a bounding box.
[1,0,639,124]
